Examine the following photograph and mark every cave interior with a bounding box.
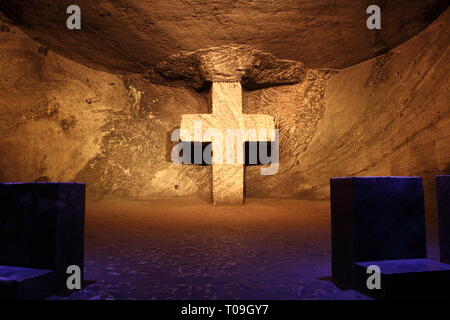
[0,1,449,300]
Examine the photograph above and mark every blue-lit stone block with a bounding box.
[437,175,450,264]
[354,259,450,299]
[0,183,85,294]
[0,265,56,300]
[330,177,426,288]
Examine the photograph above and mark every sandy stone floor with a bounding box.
[50,198,384,300]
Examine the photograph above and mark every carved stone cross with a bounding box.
[180,81,275,205]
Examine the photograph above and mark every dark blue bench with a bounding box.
[331,177,450,299]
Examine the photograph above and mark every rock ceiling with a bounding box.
[0,0,448,74]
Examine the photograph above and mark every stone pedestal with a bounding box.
[0,183,85,298]
[330,177,427,288]
[0,266,56,300]
[437,175,450,264]
[354,258,450,299]
[331,177,450,299]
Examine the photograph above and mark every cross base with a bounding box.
[212,164,243,205]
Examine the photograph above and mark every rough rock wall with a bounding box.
[245,9,449,203]
[74,75,212,199]
[0,24,127,186]
[0,23,211,199]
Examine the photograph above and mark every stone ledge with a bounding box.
[0,265,56,300]
[146,45,307,90]
[354,259,450,299]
